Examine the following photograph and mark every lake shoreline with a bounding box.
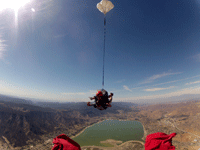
[70,119,105,139]
[81,140,145,149]
[141,123,147,141]
[71,119,145,141]
[71,119,138,139]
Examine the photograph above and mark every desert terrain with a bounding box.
[0,97,200,150]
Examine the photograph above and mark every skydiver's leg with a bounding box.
[108,97,113,103]
[107,103,112,107]
[89,97,101,108]
[87,96,98,107]
[102,104,108,109]
[105,97,112,107]
[87,102,97,106]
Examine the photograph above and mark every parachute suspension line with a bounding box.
[102,15,106,88]
[97,0,114,88]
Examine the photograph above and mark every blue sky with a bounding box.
[0,0,200,103]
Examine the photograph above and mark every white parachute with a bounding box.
[97,0,114,15]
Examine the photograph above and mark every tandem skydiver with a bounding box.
[87,89,113,110]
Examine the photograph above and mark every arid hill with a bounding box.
[0,96,136,149]
[1,94,200,150]
[129,100,200,150]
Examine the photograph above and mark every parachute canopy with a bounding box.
[52,134,81,150]
[97,0,114,15]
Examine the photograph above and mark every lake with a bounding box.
[72,120,144,147]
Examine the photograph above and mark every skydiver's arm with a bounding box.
[108,93,113,98]
[89,97,95,100]
[109,97,113,103]
[108,93,113,102]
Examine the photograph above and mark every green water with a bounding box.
[72,120,144,147]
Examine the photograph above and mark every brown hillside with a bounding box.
[129,100,200,150]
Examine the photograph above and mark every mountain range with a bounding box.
[0,94,138,148]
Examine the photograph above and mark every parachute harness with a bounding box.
[102,15,106,88]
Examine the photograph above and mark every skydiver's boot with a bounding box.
[87,102,91,106]
[87,102,97,107]
[107,103,112,107]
